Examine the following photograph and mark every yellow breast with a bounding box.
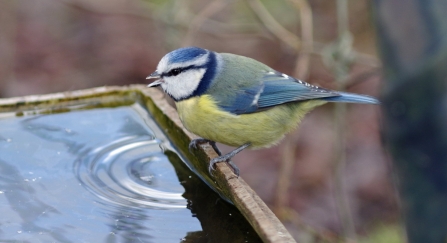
[176,95,325,149]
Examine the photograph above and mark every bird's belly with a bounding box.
[176,96,324,148]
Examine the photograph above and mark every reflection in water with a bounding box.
[0,159,72,242]
[0,104,261,243]
[166,151,262,243]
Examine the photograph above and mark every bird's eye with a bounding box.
[169,68,181,76]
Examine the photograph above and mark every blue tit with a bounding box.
[147,47,379,176]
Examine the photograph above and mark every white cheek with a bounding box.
[163,68,206,100]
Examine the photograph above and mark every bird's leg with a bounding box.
[189,138,222,155]
[225,160,240,177]
[209,143,251,177]
[208,141,221,156]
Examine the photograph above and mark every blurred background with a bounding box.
[0,0,398,242]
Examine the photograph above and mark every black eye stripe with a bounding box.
[163,66,191,77]
[161,65,206,77]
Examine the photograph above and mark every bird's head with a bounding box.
[147,47,219,101]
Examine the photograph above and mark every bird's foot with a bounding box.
[189,138,222,155]
[188,138,209,152]
[208,143,251,177]
[209,155,240,177]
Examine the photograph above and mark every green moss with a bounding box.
[359,224,403,243]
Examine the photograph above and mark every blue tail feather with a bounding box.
[323,92,380,104]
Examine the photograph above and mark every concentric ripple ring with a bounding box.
[74,135,186,209]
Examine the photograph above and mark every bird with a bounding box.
[147,47,379,176]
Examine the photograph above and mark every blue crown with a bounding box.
[167,47,208,64]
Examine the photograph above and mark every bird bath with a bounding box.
[0,86,295,243]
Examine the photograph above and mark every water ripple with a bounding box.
[74,135,186,209]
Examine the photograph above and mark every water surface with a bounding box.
[0,103,261,243]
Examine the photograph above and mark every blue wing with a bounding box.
[256,71,340,108]
[217,84,264,114]
[217,71,338,115]
[216,71,378,115]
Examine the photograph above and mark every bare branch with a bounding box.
[182,0,228,47]
[247,0,301,50]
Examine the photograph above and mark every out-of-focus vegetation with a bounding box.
[359,224,403,243]
[374,0,447,242]
[0,0,397,242]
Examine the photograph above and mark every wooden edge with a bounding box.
[0,85,296,243]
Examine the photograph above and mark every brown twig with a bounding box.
[275,135,296,216]
[254,0,314,221]
[182,0,228,47]
[247,0,301,50]
[58,0,154,20]
[288,0,313,80]
[329,0,358,241]
[346,67,382,89]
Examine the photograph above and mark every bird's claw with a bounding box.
[208,156,240,177]
[190,139,244,177]
[189,138,222,156]
[188,138,210,153]
[208,157,220,174]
